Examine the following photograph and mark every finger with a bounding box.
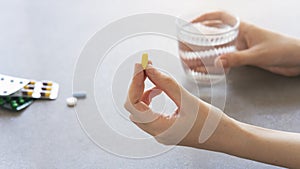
[214,49,255,68]
[126,63,150,113]
[192,11,223,23]
[125,63,161,123]
[128,63,145,104]
[140,87,162,105]
[129,114,176,136]
[235,22,250,50]
[145,65,182,107]
[192,11,237,27]
[191,66,228,74]
[125,99,160,123]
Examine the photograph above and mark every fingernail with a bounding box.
[150,89,162,97]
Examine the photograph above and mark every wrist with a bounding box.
[282,36,300,65]
[192,114,243,153]
[294,39,300,62]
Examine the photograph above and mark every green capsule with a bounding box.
[0,98,5,105]
[11,102,18,109]
[5,97,11,102]
[18,98,25,104]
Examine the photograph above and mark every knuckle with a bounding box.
[124,102,131,112]
[228,53,242,66]
[124,99,135,112]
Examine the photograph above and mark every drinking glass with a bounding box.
[176,11,240,85]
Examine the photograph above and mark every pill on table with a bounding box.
[66,97,77,107]
[141,53,148,69]
[72,91,87,99]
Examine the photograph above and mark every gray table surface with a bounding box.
[1,0,300,168]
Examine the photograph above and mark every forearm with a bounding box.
[199,116,300,168]
[235,121,300,168]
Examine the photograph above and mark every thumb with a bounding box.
[215,49,254,68]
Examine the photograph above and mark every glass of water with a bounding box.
[176,11,240,85]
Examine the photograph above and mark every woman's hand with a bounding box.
[124,63,235,148]
[124,63,300,168]
[194,11,300,76]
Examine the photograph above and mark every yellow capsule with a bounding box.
[24,85,34,90]
[29,81,36,85]
[41,92,51,98]
[41,86,52,91]
[22,90,33,96]
[42,81,53,86]
[141,53,148,70]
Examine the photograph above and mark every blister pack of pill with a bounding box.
[10,80,59,99]
[0,74,30,96]
[0,96,33,111]
[0,74,59,111]
[0,74,59,100]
